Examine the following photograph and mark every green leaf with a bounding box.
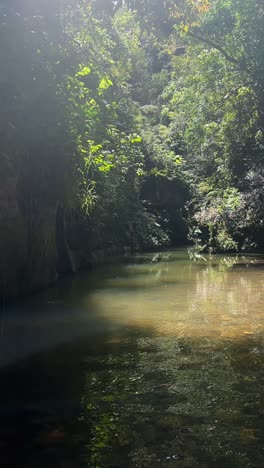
[99,77,113,91]
[76,66,91,77]
[130,135,142,144]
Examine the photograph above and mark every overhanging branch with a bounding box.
[187,30,248,71]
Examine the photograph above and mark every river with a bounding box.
[1,248,264,467]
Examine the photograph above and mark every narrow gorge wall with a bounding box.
[0,178,123,299]
[0,177,58,298]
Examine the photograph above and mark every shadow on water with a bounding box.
[0,266,127,367]
[1,249,264,467]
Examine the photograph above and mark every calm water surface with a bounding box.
[1,249,264,467]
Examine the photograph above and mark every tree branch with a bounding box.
[187,30,247,71]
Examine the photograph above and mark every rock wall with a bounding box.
[0,178,124,299]
[0,177,58,298]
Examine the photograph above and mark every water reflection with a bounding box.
[86,251,264,340]
[1,249,264,467]
[80,333,264,467]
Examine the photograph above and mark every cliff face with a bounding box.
[0,177,58,298]
[0,178,122,299]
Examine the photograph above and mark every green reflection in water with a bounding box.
[1,249,264,467]
[80,334,264,467]
[84,250,264,340]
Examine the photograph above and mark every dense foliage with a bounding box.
[1,0,263,257]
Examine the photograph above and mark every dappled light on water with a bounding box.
[85,250,264,340]
[1,250,264,467]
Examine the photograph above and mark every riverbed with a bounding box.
[1,249,264,467]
